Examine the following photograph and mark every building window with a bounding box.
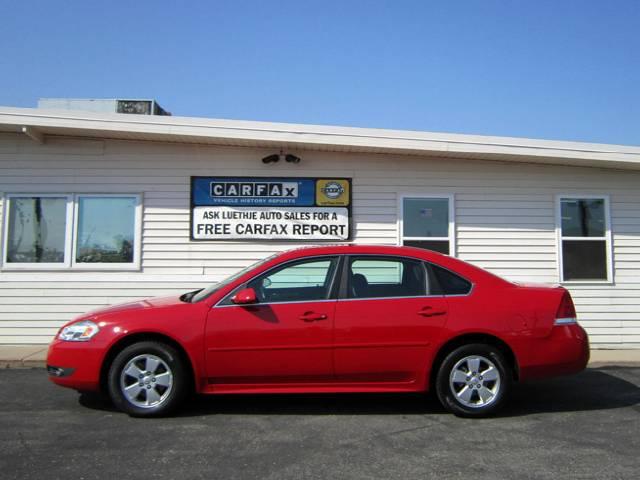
[4,195,73,267]
[3,194,141,270]
[400,196,454,255]
[75,196,139,265]
[557,196,612,282]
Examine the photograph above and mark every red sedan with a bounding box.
[47,245,589,417]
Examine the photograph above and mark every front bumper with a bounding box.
[520,323,590,381]
[46,339,105,391]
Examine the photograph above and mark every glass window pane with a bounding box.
[6,197,67,263]
[76,197,137,263]
[403,239,450,255]
[248,258,337,303]
[263,260,334,289]
[349,257,426,298]
[403,198,449,238]
[561,199,605,237]
[562,240,607,281]
[351,259,403,284]
[430,264,472,295]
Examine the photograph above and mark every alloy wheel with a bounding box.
[119,354,174,408]
[448,355,501,409]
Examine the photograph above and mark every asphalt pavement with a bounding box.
[0,367,639,480]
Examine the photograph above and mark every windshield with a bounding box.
[190,254,278,302]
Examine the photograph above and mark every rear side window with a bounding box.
[430,264,472,295]
[348,257,427,299]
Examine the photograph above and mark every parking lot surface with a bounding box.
[0,367,638,480]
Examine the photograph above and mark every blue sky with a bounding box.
[1,1,638,145]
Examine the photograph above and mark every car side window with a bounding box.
[429,264,472,295]
[348,257,427,299]
[247,257,339,304]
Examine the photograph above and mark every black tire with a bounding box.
[107,341,189,417]
[435,343,511,417]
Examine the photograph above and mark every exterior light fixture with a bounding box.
[261,151,301,164]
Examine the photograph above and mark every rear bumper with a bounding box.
[519,324,590,381]
[46,339,104,391]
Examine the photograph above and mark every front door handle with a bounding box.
[299,312,328,322]
[418,306,447,317]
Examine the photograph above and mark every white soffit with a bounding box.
[1,106,640,170]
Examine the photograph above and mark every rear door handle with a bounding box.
[299,312,328,322]
[418,306,447,317]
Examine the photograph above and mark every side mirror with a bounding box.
[231,287,258,305]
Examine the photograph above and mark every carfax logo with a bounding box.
[210,181,298,198]
[316,179,350,206]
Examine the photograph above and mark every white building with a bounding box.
[0,105,639,348]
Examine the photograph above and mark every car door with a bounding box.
[205,256,340,385]
[333,255,448,384]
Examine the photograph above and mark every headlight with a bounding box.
[58,320,100,341]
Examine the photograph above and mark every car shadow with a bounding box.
[78,367,639,418]
[499,367,640,417]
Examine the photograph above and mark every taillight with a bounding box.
[555,291,577,325]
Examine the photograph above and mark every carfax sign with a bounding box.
[190,177,352,241]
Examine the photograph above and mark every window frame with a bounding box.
[398,194,456,256]
[71,193,142,271]
[1,193,74,270]
[555,194,613,284]
[1,193,142,271]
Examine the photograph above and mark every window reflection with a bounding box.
[403,198,449,238]
[76,197,137,263]
[561,199,605,237]
[7,197,67,263]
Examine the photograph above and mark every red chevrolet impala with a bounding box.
[47,245,589,417]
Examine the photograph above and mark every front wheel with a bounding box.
[435,344,511,417]
[107,341,188,417]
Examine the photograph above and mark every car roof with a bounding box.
[280,244,445,260]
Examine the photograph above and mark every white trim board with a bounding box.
[1,106,640,170]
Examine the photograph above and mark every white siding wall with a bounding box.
[1,133,639,347]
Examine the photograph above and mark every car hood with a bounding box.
[84,295,185,318]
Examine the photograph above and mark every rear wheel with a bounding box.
[107,341,188,417]
[435,343,511,417]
